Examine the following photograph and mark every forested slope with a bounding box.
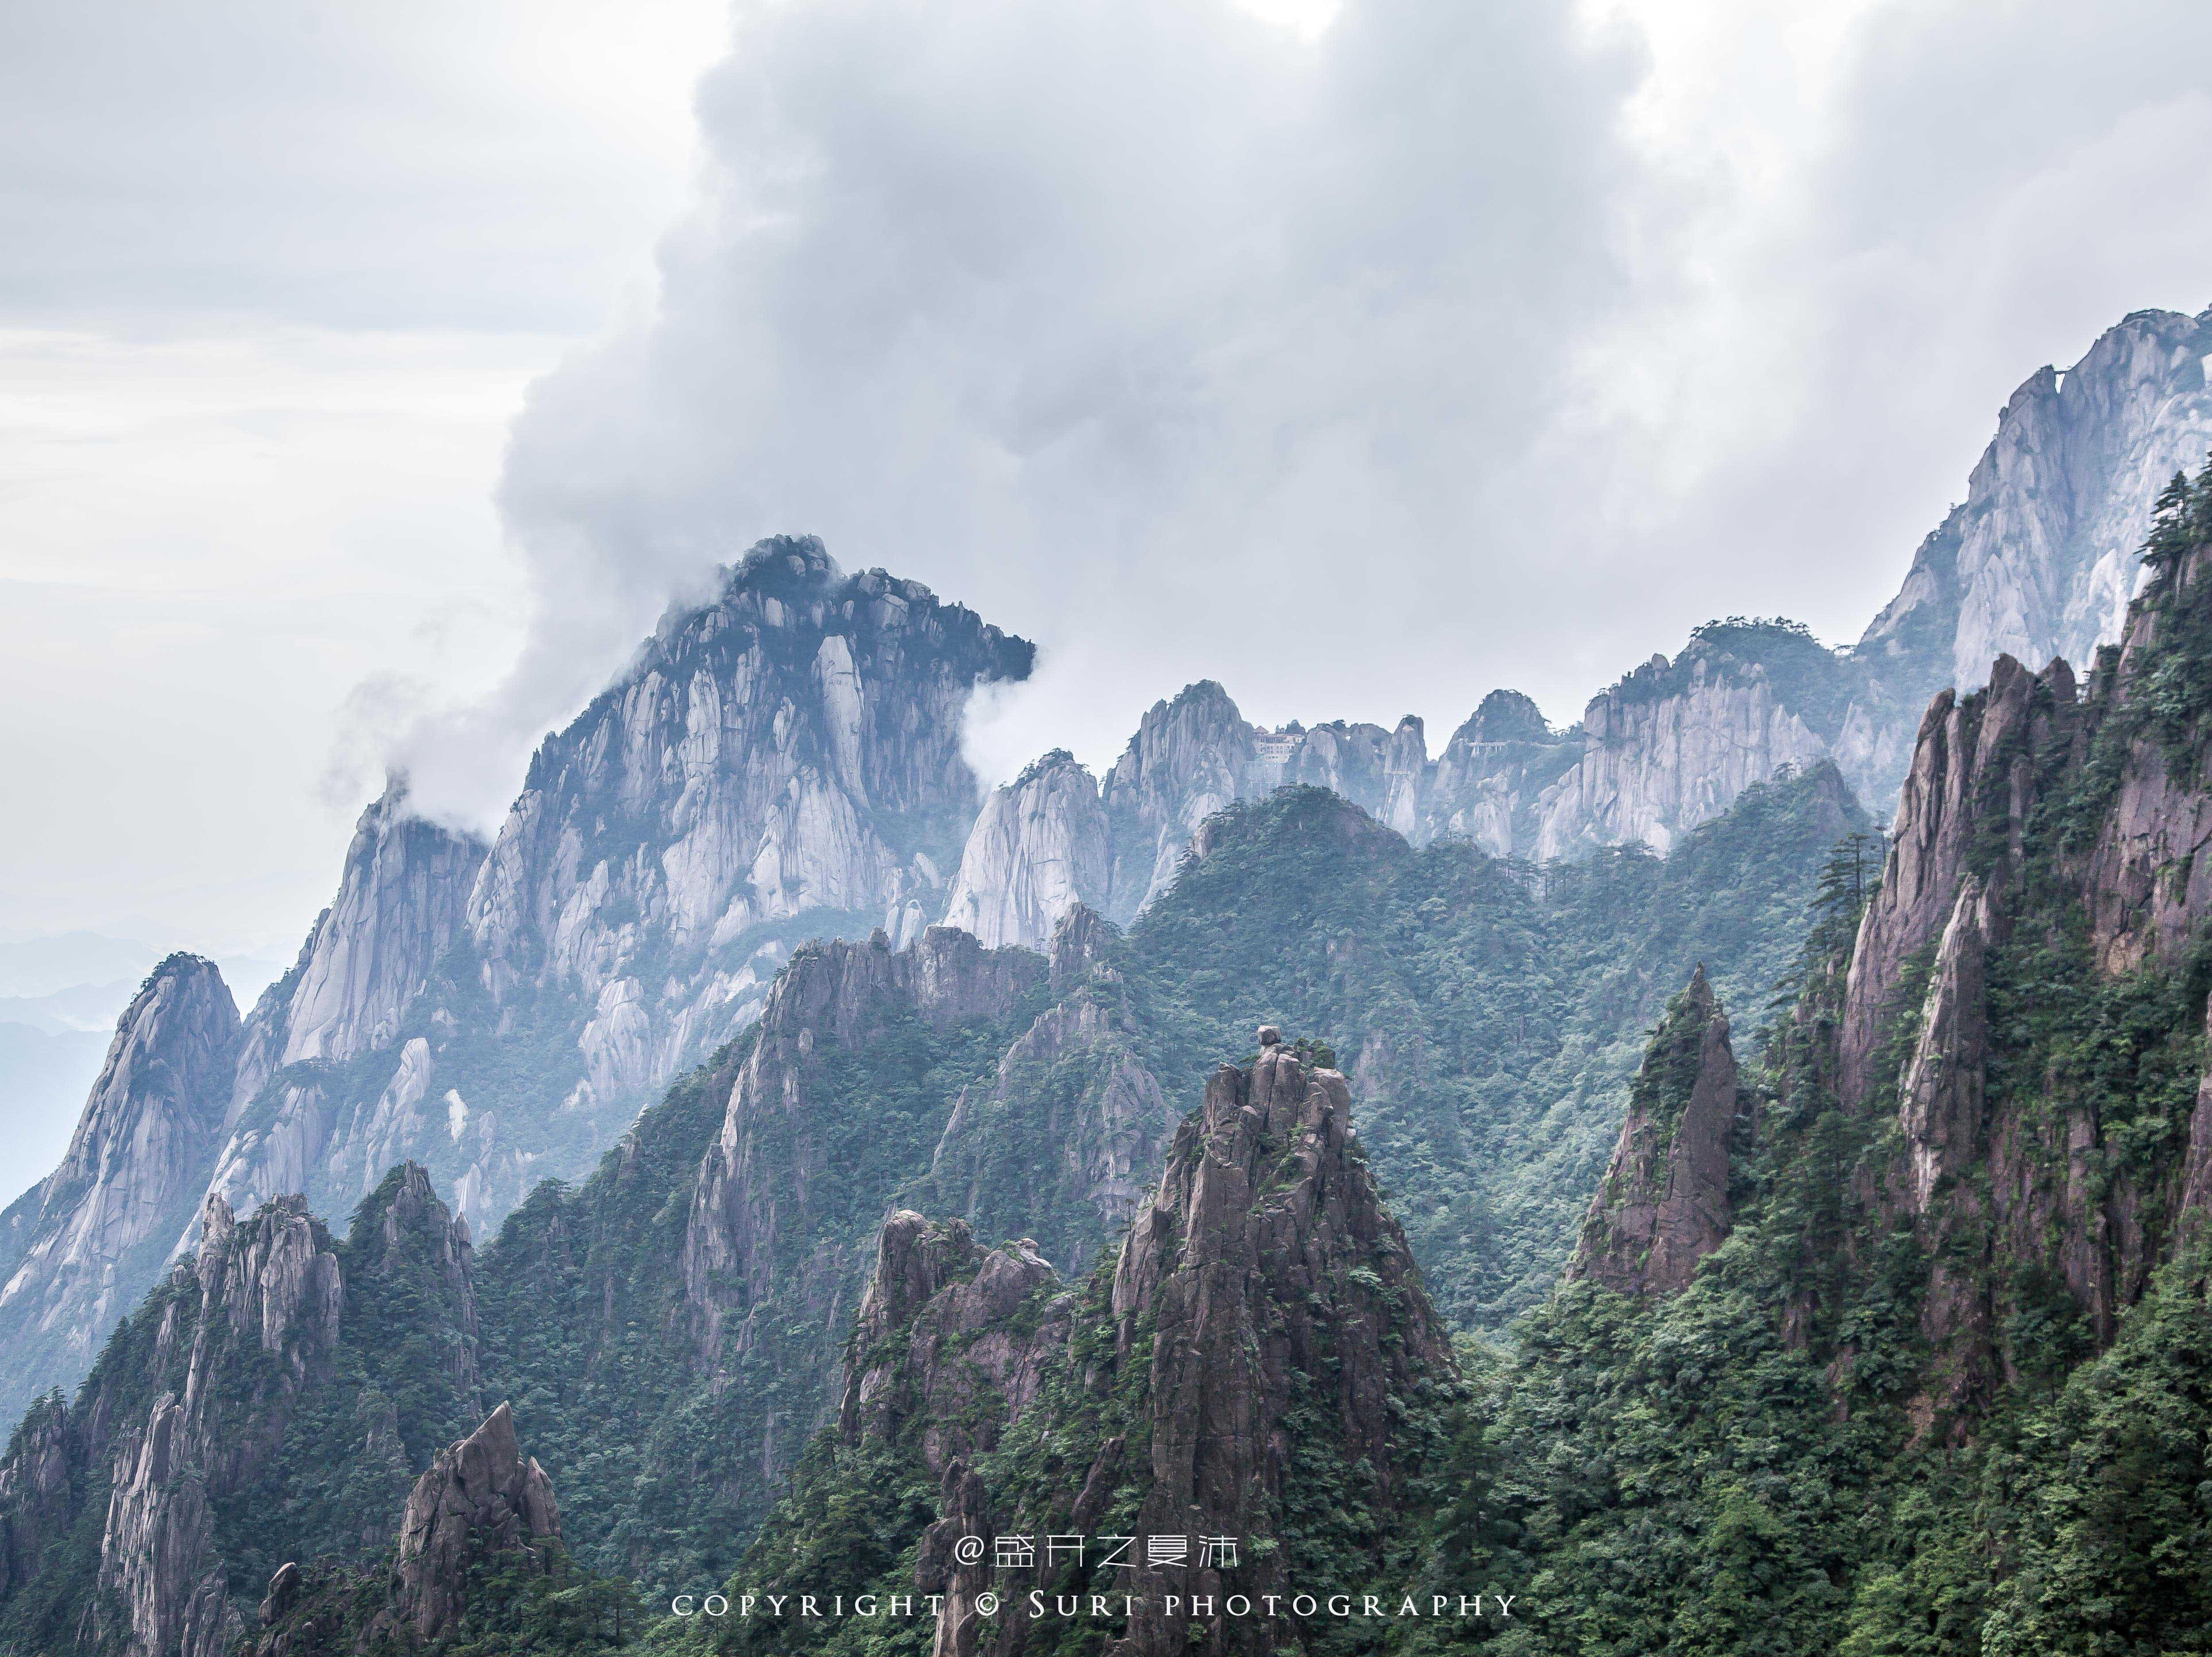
[1451,458,2212,1654]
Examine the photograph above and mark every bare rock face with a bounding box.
[97,1394,238,1657]
[1839,654,2067,1107]
[1569,967,1741,1295]
[1097,682,1432,921]
[1861,306,2212,703]
[0,1393,73,1599]
[1048,902,1115,992]
[0,956,241,1428]
[382,1402,559,1645]
[269,783,488,1076]
[942,751,1111,950]
[1103,1044,1453,1657]
[1824,530,2212,1426]
[466,541,1026,997]
[1419,689,1586,855]
[73,1194,345,1657]
[1534,642,1837,861]
[0,1162,485,1656]
[200,537,1034,1252]
[782,1035,1455,1657]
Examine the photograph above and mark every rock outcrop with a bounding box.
[1828,494,2212,1426]
[764,1031,1457,1657]
[0,1394,70,1601]
[1534,636,1841,860]
[942,751,1111,949]
[1860,306,2212,705]
[916,908,1174,1272]
[1092,1039,1453,1657]
[836,1214,1067,1468]
[1838,654,2064,1107]
[1095,682,1432,920]
[73,1192,347,1657]
[382,1403,559,1644]
[1569,966,1742,1294]
[0,1163,484,1655]
[0,956,241,1428]
[266,784,487,1076]
[201,537,1033,1253]
[1418,689,1586,855]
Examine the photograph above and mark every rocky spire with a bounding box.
[731,1028,1456,1657]
[0,1160,491,1652]
[682,925,1046,1369]
[379,1402,559,1644]
[951,1032,1450,1657]
[73,1191,347,1657]
[941,750,1110,950]
[197,537,1037,1276]
[836,1213,1063,1464]
[1570,966,1741,1295]
[0,955,241,1428]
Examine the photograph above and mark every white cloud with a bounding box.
[468,0,2212,815]
[8,0,2212,978]
[0,0,728,956]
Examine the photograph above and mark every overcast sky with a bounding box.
[4,0,2212,966]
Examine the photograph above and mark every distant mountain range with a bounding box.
[3,304,2212,1655]
[3,304,2206,1433]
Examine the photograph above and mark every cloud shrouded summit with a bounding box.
[414,0,1639,822]
[424,0,2212,828]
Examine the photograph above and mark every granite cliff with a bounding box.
[1827,486,2212,1424]
[0,1164,483,1655]
[946,309,2212,951]
[205,538,1032,1245]
[1860,305,2212,707]
[0,957,242,1430]
[715,1031,1460,1657]
[940,752,1111,951]
[1568,965,1744,1294]
[1452,461,2212,1651]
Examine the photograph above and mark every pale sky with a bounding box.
[4,0,2212,966]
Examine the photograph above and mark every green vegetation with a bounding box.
[1607,617,1869,743]
[0,1168,486,1649]
[475,961,1057,1604]
[1422,484,2212,1653]
[1114,766,1865,1331]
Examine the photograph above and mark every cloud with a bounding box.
[436,0,2212,825]
[0,0,724,332]
[414,0,1643,820]
[0,1,725,957]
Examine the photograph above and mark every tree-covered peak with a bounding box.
[1601,613,1869,741]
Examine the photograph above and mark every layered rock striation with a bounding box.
[203,536,1034,1255]
[0,956,242,1429]
[0,1164,483,1655]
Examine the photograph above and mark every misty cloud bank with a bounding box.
[393,0,2212,831]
